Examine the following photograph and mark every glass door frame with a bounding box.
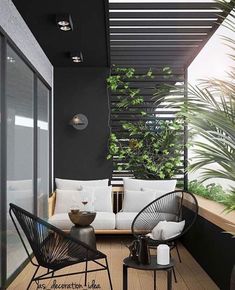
[0,27,52,289]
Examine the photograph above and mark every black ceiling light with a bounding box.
[70,51,83,63]
[56,14,73,31]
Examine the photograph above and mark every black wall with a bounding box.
[182,215,235,290]
[54,67,112,181]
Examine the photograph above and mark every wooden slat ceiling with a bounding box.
[108,1,224,70]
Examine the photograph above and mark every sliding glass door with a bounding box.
[0,37,51,288]
[6,44,34,278]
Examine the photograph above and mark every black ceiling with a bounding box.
[12,0,110,67]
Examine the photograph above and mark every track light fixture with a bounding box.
[56,14,73,31]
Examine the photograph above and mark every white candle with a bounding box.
[157,244,170,265]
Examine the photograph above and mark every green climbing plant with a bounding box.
[107,67,184,180]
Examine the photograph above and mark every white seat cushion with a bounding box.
[116,212,139,230]
[48,212,116,231]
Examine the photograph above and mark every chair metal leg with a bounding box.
[105,257,113,290]
[27,265,40,290]
[175,243,182,263]
[84,260,88,286]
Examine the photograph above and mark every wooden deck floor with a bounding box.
[7,237,219,290]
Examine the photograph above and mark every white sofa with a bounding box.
[48,178,116,231]
[48,178,177,232]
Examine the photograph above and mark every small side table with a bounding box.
[69,211,97,250]
[70,225,97,250]
[123,256,174,290]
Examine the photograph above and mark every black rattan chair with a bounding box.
[131,190,198,281]
[9,203,113,290]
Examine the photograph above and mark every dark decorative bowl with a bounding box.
[68,211,96,226]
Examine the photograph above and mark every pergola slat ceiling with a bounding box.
[109,1,223,69]
[108,1,226,184]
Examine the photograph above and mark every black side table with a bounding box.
[70,225,97,250]
[69,211,97,250]
[123,256,174,290]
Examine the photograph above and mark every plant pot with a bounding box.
[231,264,235,290]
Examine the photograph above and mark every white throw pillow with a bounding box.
[151,221,166,240]
[122,190,156,212]
[83,186,113,212]
[141,188,173,199]
[150,220,185,240]
[55,178,109,190]
[54,189,81,214]
[123,178,177,192]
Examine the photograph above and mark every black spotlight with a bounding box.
[56,14,73,31]
[70,51,83,63]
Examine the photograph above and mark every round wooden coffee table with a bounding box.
[123,256,174,290]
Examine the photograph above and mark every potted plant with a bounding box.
[177,1,235,287]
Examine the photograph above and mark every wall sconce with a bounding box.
[56,14,73,31]
[70,114,88,130]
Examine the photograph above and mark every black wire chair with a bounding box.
[9,203,113,290]
[131,190,198,281]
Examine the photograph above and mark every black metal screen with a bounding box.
[108,1,224,186]
[109,68,186,186]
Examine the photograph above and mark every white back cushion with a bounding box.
[55,178,109,190]
[123,178,177,193]
[83,186,113,212]
[122,190,156,212]
[81,185,113,212]
[54,186,113,214]
[141,188,172,199]
[54,189,95,213]
[54,190,81,214]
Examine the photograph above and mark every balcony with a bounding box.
[0,0,234,290]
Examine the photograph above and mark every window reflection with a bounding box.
[6,45,34,278]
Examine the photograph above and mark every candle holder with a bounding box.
[157,244,170,265]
